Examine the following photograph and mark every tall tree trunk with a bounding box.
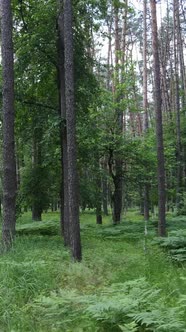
[143,0,148,132]
[57,2,70,245]
[1,0,17,249]
[112,4,123,225]
[150,0,166,236]
[173,0,182,211]
[64,0,82,261]
[143,0,150,221]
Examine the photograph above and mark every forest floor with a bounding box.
[0,210,186,331]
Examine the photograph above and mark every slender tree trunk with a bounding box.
[64,0,81,261]
[57,2,70,245]
[176,1,186,109]
[150,0,166,236]
[173,0,182,211]
[112,4,123,225]
[102,181,108,216]
[96,174,102,224]
[143,0,148,131]
[143,0,150,221]
[32,135,42,221]
[1,0,17,249]
[102,158,108,216]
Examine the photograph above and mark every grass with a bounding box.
[0,210,185,330]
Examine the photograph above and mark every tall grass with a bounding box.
[0,210,185,330]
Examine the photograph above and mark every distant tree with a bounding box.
[1,0,17,248]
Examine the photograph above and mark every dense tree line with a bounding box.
[0,0,186,260]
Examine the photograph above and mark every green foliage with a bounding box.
[151,215,186,263]
[32,278,186,332]
[20,164,51,212]
[0,211,183,331]
[16,220,59,236]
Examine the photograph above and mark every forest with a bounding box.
[0,0,186,331]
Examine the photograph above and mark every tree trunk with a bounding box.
[102,159,108,216]
[143,0,150,221]
[112,173,122,224]
[1,0,17,249]
[96,170,102,224]
[102,178,108,216]
[150,0,166,236]
[31,134,42,221]
[57,2,70,245]
[32,206,42,221]
[143,0,148,131]
[173,0,182,211]
[112,4,123,225]
[64,0,82,261]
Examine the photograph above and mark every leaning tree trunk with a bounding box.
[150,0,166,236]
[1,0,17,249]
[64,0,82,261]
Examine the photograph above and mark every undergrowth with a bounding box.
[0,211,186,331]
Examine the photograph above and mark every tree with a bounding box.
[1,0,17,248]
[57,0,69,244]
[64,0,82,261]
[150,0,166,236]
[143,0,150,221]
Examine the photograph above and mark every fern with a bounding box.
[130,307,185,331]
[152,227,186,263]
[32,278,186,331]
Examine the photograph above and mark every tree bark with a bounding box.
[112,4,123,225]
[31,135,42,221]
[173,0,182,211]
[1,0,17,249]
[57,2,70,245]
[64,0,82,261]
[143,0,150,221]
[150,0,166,236]
[96,168,102,224]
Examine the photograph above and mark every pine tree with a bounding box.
[1,0,17,248]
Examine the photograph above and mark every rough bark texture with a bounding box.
[143,0,150,221]
[112,5,123,225]
[1,0,17,249]
[150,0,166,236]
[64,0,82,261]
[173,0,182,210]
[57,2,70,245]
